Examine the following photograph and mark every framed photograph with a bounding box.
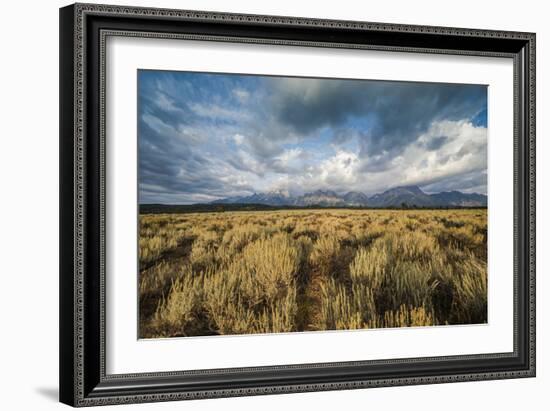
[59,3,536,407]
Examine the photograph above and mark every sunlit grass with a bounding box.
[139,209,487,338]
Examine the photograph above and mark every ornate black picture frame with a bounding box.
[59,3,535,407]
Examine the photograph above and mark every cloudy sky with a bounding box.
[138,70,487,204]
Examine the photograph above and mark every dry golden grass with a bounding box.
[139,209,487,338]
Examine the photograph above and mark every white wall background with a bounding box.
[0,0,545,409]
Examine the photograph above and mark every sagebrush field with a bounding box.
[139,209,487,338]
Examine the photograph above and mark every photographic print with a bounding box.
[60,6,536,404]
[138,70,488,339]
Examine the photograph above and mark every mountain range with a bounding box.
[211,185,487,208]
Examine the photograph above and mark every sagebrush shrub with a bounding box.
[139,209,488,337]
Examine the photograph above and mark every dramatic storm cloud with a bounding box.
[138,70,487,204]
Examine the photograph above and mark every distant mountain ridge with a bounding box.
[211,185,487,208]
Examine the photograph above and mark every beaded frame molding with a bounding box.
[59,3,536,407]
